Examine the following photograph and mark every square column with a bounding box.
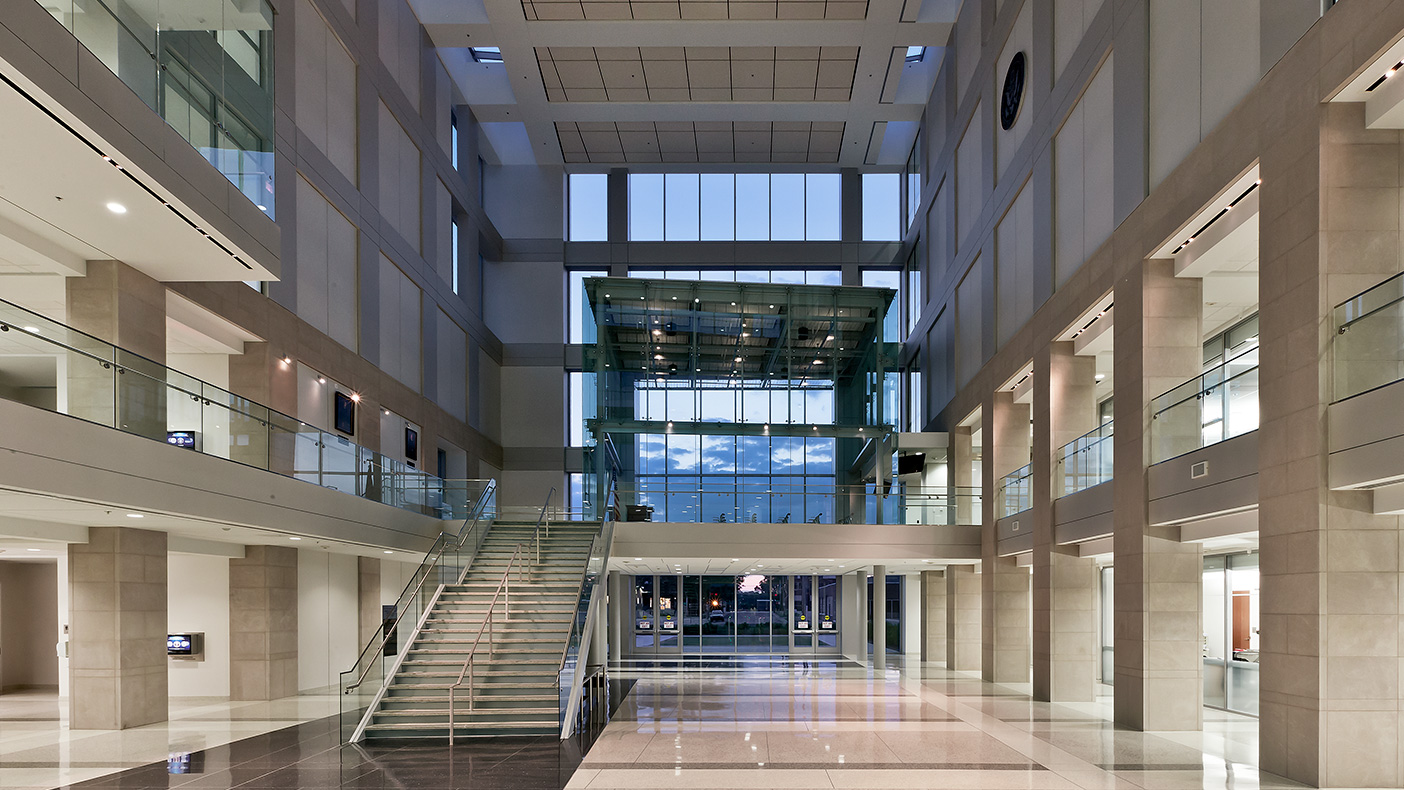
[946,564,980,671]
[952,425,977,524]
[357,557,380,651]
[1256,100,1404,787]
[68,527,168,729]
[1112,259,1203,731]
[230,546,298,701]
[65,261,168,440]
[983,392,1031,683]
[871,564,887,667]
[920,570,946,663]
[1032,342,1100,701]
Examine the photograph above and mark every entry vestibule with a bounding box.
[628,574,840,656]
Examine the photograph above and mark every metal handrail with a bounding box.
[448,541,527,744]
[556,474,618,685]
[531,487,555,566]
[344,480,496,694]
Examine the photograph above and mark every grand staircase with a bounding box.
[356,520,602,739]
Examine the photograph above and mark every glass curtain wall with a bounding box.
[630,574,839,655]
[583,277,898,522]
[1203,553,1260,715]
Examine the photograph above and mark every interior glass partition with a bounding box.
[1334,271,1404,400]
[0,297,466,519]
[40,0,277,214]
[1203,553,1260,715]
[583,277,898,523]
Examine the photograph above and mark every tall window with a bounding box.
[451,111,459,170]
[569,174,609,241]
[862,173,901,241]
[628,173,843,241]
[451,218,460,294]
[568,269,609,343]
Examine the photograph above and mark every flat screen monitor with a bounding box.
[333,391,355,435]
[167,634,195,655]
[405,427,418,463]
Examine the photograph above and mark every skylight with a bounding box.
[471,47,502,63]
[905,46,925,63]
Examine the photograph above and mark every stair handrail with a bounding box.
[343,479,496,695]
[556,473,619,737]
[447,541,527,744]
[531,487,555,566]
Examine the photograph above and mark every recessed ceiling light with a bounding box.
[22,325,39,333]
[732,559,739,562]
[27,547,41,552]
[289,536,302,541]
[1095,373,1106,381]
[383,550,393,554]
[635,557,643,561]
[106,202,127,214]
[125,513,144,518]
[257,204,268,211]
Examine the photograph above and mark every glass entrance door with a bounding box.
[701,575,735,652]
[657,574,680,652]
[793,574,814,649]
[633,575,655,654]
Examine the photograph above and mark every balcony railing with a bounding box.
[1149,347,1259,465]
[613,482,981,525]
[996,464,1032,518]
[0,297,477,519]
[39,0,276,215]
[1056,420,1113,498]
[1334,271,1404,401]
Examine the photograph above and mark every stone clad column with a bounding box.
[1033,342,1100,701]
[230,545,298,701]
[952,425,977,524]
[871,564,887,667]
[65,261,167,440]
[68,527,168,729]
[983,392,1032,683]
[1256,99,1404,787]
[1112,259,1203,731]
[357,557,380,652]
[920,569,946,663]
[946,564,980,671]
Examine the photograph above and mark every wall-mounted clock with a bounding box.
[1001,51,1027,131]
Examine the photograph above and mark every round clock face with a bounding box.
[1001,51,1026,131]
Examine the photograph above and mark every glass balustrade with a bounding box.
[1056,421,1114,498]
[39,0,277,215]
[996,464,1032,518]
[613,481,981,525]
[1334,271,1404,401]
[1149,347,1260,465]
[0,297,471,518]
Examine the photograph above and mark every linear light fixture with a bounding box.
[1170,180,1261,255]
[0,71,255,270]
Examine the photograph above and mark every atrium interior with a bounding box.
[0,0,1402,789]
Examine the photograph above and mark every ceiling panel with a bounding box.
[536,46,858,102]
[557,121,845,163]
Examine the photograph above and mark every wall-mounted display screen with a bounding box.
[405,427,418,463]
[166,431,196,449]
[334,391,356,435]
[167,633,203,659]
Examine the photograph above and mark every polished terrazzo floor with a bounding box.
[566,657,1300,790]
[0,660,1301,790]
[0,691,344,790]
